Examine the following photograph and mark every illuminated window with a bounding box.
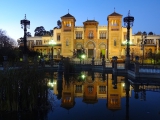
[76,32,82,39]
[36,40,42,45]
[75,85,82,93]
[99,32,106,39]
[99,86,106,94]
[65,21,71,27]
[66,39,69,46]
[57,34,61,41]
[88,31,93,39]
[88,86,93,93]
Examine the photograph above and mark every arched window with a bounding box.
[66,39,69,46]
[114,40,116,46]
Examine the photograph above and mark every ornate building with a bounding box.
[24,11,160,61]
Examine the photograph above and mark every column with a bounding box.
[98,49,100,59]
[106,49,107,59]
[86,48,88,58]
[94,48,96,58]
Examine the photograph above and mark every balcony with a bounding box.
[99,37,106,39]
[111,26,119,31]
[76,37,82,39]
[64,27,71,32]
[88,36,94,39]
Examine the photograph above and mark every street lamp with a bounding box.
[141,34,147,66]
[20,14,30,62]
[123,10,134,70]
[49,39,56,66]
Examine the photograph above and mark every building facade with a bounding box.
[24,11,160,61]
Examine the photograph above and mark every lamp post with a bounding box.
[49,39,56,66]
[20,14,30,62]
[123,11,134,70]
[141,34,147,66]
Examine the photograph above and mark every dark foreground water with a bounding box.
[48,90,160,120]
[1,72,160,120]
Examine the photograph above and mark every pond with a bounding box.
[0,71,160,120]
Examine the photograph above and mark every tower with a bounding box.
[61,12,76,57]
[107,11,123,59]
[83,20,99,58]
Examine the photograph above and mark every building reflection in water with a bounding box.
[50,71,131,112]
[47,71,160,119]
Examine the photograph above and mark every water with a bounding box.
[47,91,160,120]
[1,71,160,120]
[46,72,160,120]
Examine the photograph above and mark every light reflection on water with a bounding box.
[47,72,160,120]
[1,71,160,120]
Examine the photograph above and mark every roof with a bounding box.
[134,31,142,35]
[61,102,76,110]
[83,20,98,23]
[61,13,74,18]
[108,12,122,16]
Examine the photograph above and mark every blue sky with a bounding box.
[0,0,160,41]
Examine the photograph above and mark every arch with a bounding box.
[84,40,96,48]
[99,43,106,49]
[99,43,107,59]
[76,43,83,49]
[85,41,96,58]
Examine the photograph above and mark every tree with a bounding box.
[34,26,46,36]
[50,30,53,36]
[57,20,61,28]
[26,32,32,37]
[0,29,16,48]
[44,31,52,36]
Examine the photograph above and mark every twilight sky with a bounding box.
[0,0,160,41]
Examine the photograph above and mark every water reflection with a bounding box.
[52,72,129,113]
[50,71,160,120]
[1,69,160,120]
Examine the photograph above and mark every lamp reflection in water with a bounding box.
[125,76,130,120]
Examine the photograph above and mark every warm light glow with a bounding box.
[48,81,56,87]
[122,40,132,45]
[81,54,86,59]
[81,74,86,79]
[49,39,56,45]
[20,58,22,61]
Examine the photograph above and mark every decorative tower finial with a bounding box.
[128,10,130,16]
[114,7,115,12]
[25,14,26,19]
[68,9,69,13]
